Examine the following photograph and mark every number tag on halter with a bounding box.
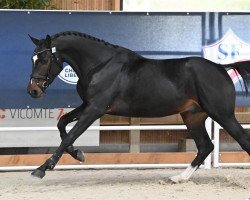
[32,55,38,64]
[52,47,56,53]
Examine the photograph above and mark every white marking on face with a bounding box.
[32,55,38,64]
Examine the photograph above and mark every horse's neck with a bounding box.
[55,38,115,78]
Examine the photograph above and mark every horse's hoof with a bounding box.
[169,175,182,184]
[67,146,85,162]
[75,150,85,162]
[31,169,45,179]
[169,175,189,184]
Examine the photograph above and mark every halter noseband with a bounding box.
[31,47,60,90]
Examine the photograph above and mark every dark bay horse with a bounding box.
[27,31,250,182]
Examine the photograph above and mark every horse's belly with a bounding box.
[107,97,197,118]
[130,100,195,117]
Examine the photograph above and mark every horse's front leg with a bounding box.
[31,103,104,179]
[57,103,86,162]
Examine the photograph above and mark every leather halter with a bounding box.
[30,47,61,90]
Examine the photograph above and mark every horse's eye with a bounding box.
[40,52,47,59]
[36,53,49,64]
[40,58,48,64]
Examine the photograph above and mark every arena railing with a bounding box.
[0,118,212,171]
[213,122,250,167]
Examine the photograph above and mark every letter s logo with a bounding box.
[217,43,228,60]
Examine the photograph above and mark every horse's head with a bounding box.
[27,35,62,98]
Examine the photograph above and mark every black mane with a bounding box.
[52,31,118,48]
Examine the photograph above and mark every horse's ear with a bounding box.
[45,35,51,47]
[28,34,39,46]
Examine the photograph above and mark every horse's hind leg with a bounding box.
[57,103,86,162]
[213,114,250,155]
[170,107,214,183]
[198,84,250,155]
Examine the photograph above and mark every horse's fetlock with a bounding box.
[46,158,57,170]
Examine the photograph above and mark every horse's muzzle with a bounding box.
[27,81,44,98]
[28,88,44,98]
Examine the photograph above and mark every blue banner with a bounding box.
[0,11,205,108]
[0,11,249,108]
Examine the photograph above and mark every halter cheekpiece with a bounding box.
[30,47,60,91]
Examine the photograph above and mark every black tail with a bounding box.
[223,61,250,95]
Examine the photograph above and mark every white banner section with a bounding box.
[0,108,99,147]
